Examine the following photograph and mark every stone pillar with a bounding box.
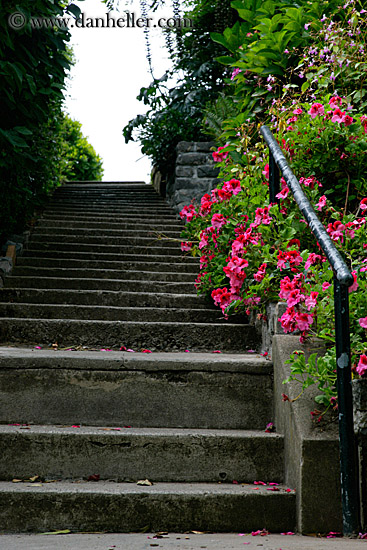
[165,141,220,213]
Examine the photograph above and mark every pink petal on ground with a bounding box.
[34,346,42,349]
[212,350,222,353]
[184,349,190,352]
[269,482,279,485]
[281,532,295,535]
[72,425,80,428]
[126,349,135,352]
[142,349,152,353]
[254,481,266,485]
[247,350,256,353]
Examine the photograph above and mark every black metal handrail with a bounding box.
[260,124,360,536]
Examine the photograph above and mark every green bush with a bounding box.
[58,115,103,182]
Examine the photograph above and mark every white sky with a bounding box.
[63,0,176,182]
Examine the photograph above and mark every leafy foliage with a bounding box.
[0,0,103,240]
[123,0,239,180]
[58,115,104,182]
[179,0,367,408]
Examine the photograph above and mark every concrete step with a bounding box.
[11,266,195,282]
[32,228,182,238]
[36,219,184,230]
[0,349,267,428]
[5,276,196,294]
[0,318,259,352]
[41,212,180,222]
[30,234,181,247]
[0,288,209,308]
[0,425,284,483]
[0,304,240,324]
[16,257,199,273]
[45,206,174,215]
[0,481,296,533]
[25,242,184,256]
[22,250,197,263]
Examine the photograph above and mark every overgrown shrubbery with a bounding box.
[0,1,103,241]
[180,0,367,411]
[58,115,104,182]
[123,0,238,182]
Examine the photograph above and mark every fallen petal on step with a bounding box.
[251,529,268,536]
[127,349,135,352]
[247,349,255,353]
[280,532,295,535]
[87,474,100,482]
[184,349,190,352]
[72,425,80,428]
[212,350,222,353]
[268,482,279,485]
[34,346,42,349]
[253,481,266,485]
[142,349,152,353]
[267,487,280,491]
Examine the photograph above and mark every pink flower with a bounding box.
[361,115,367,134]
[224,178,242,195]
[293,108,303,115]
[276,186,289,200]
[357,355,367,377]
[279,276,293,300]
[359,317,367,329]
[200,193,213,215]
[231,68,241,80]
[342,114,354,126]
[262,164,269,180]
[349,270,358,293]
[181,241,192,252]
[331,108,345,123]
[329,96,342,107]
[305,291,319,310]
[199,231,209,250]
[280,307,297,333]
[287,289,305,308]
[212,145,229,163]
[304,253,324,271]
[179,204,197,223]
[295,311,313,332]
[254,263,267,282]
[322,282,331,291]
[316,195,327,211]
[308,103,324,118]
[360,198,367,211]
[211,213,227,230]
[327,220,345,243]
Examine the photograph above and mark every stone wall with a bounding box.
[165,141,220,214]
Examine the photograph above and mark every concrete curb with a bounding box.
[273,335,342,534]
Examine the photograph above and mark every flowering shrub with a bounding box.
[179,0,367,411]
[271,95,367,209]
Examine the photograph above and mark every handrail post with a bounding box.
[269,150,280,204]
[334,275,360,535]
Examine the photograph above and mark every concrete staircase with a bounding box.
[0,182,296,533]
